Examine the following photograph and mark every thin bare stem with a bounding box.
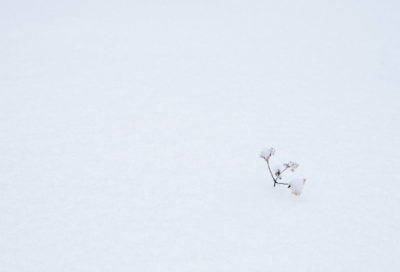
[276,165,289,180]
[263,155,292,187]
[266,159,277,186]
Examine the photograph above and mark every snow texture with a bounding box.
[1,1,400,272]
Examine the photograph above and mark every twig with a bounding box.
[266,160,279,186]
[266,159,291,187]
[276,165,289,180]
[260,148,303,194]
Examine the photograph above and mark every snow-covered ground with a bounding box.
[1,1,399,271]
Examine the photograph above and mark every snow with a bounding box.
[289,179,306,196]
[288,161,299,171]
[260,147,275,160]
[1,1,400,271]
[273,165,281,177]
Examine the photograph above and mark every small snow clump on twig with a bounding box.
[260,148,275,161]
[288,161,299,171]
[288,179,306,196]
[273,165,282,179]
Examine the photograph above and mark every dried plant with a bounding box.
[260,148,306,196]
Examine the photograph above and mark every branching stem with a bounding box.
[266,159,277,185]
[276,165,289,180]
[266,159,290,187]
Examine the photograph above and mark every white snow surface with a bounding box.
[1,1,400,271]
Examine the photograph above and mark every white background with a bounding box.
[1,1,399,271]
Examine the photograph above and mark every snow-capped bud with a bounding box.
[289,161,299,171]
[260,148,275,161]
[273,165,282,179]
[288,179,306,196]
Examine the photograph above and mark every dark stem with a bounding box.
[266,159,280,187]
[276,165,289,180]
[266,160,289,187]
